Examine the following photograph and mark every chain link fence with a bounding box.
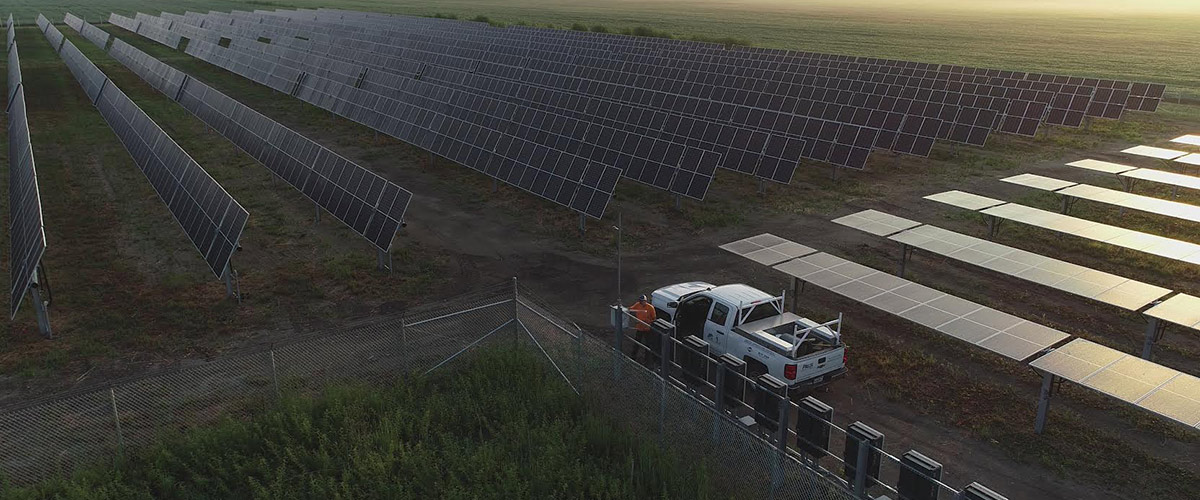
[0,280,516,486]
[1,280,980,499]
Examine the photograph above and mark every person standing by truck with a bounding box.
[628,295,657,364]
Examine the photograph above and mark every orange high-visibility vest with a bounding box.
[628,301,656,332]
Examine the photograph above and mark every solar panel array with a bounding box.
[1002,173,1200,224]
[1122,145,1188,161]
[154,9,976,170]
[1121,168,1200,193]
[72,13,112,50]
[8,40,48,318]
[1030,339,1200,431]
[48,33,249,278]
[1146,294,1200,330]
[182,37,622,218]
[109,13,139,33]
[721,233,1197,430]
[925,192,1200,267]
[1172,135,1200,147]
[103,36,414,252]
[835,210,1172,312]
[718,235,1072,361]
[37,15,63,52]
[63,12,83,32]
[183,8,1163,143]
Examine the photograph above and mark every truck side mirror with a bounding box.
[667,301,678,308]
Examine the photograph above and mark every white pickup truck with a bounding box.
[651,282,847,391]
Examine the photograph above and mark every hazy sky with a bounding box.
[748,0,1200,15]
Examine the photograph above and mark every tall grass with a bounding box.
[1,348,718,499]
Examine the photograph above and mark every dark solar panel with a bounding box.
[106,38,414,251]
[56,38,249,278]
[8,47,47,319]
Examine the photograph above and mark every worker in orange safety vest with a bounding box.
[628,295,657,364]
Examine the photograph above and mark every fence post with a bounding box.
[771,393,792,498]
[659,325,672,448]
[109,388,125,459]
[512,277,519,345]
[269,350,281,399]
[712,362,726,443]
[575,325,585,393]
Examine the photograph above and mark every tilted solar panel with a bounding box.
[1031,339,1200,430]
[55,38,249,278]
[63,12,83,32]
[106,38,414,251]
[8,55,47,318]
[184,38,621,219]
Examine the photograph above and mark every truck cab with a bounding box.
[651,282,847,391]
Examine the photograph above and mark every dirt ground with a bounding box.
[3,25,1200,499]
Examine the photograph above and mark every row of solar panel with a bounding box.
[111,12,183,49]
[122,15,725,201]
[208,12,1010,148]
[7,39,48,320]
[204,12,1021,149]
[103,36,413,252]
[149,13,898,168]
[247,9,1154,122]
[499,17,1166,108]
[45,28,248,278]
[237,36,801,182]
[183,38,622,217]
[164,9,1012,159]
[134,12,825,177]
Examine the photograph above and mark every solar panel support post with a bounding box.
[674,194,682,211]
[789,277,800,312]
[1059,195,1078,215]
[757,178,767,195]
[314,203,320,224]
[831,165,840,181]
[222,263,240,302]
[579,213,587,235]
[1142,317,1166,360]
[29,276,52,339]
[897,243,914,278]
[712,359,726,442]
[376,248,391,273]
[1034,371,1055,434]
[984,214,1001,239]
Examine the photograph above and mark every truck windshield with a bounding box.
[740,301,779,324]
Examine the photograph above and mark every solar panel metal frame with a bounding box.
[1030,338,1200,430]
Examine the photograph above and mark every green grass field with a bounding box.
[12,0,1200,100]
[0,348,721,499]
